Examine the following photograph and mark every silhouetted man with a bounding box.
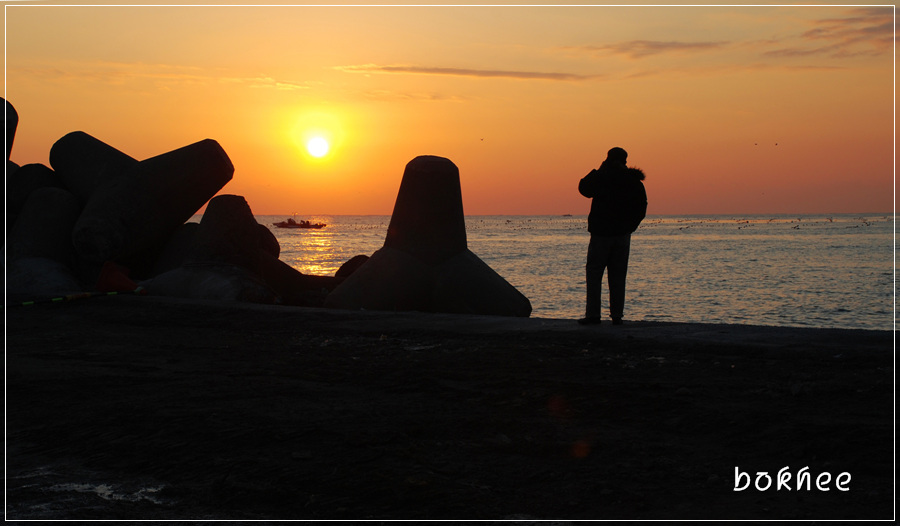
[577,147,647,325]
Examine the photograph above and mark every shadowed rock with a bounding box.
[150,222,200,277]
[258,253,338,306]
[431,249,534,316]
[140,195,275,303]
[383,155,467,264]
[328,246,433,311]
[6,187,83,295]
[72,138,233,267]
[6,163,65,229]
[8,187,80,263]
[140,265,277,304]
[186,194,265,273]
[5,98,21,241]
[258,224,280,259]
[150,221,280,278]
[142,195,337,305]
[49,131,139,205]
[335,254,369,279]
[325,155,532,317]
[4,97,17,161]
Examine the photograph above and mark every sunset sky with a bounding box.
[3,3,895,215]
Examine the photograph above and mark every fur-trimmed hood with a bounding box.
[598,159,645,181]
[626,166,646,181]
[579,161,648,236]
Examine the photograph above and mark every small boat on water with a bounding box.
[273,217,326,229]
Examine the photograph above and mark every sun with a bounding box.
[306,136,330,158]
[288,109,345,162]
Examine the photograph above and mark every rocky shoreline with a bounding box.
[5,295,893,520]
[6,98,531,318]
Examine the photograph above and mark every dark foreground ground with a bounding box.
[4,295,895,520]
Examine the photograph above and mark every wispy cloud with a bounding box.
[10,61,311,91]
[335,64,599,82]
[357,89,468,103]
[764,7,894,59]
[561,40,728,59]
[236,76,311,91]
[620,61,846,81]
[560,7,892,66]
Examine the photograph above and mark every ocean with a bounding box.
[259,214,894,331]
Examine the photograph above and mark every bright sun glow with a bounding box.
[306,136,330,158]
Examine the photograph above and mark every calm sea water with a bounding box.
[258,214,894,331]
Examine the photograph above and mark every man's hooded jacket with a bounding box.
[578,161,647,236]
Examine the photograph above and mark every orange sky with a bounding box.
[3,3,895,215]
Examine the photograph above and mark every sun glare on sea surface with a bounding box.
[306,136,330,158]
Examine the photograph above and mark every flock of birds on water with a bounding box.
[481,215,887,233]
[267,216,887,234]
[646,216,886,231]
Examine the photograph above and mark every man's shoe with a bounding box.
[578,316,603,326]
[612,318,624,326]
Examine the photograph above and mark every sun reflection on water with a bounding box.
[264,216,388,277]
[259,214,892,330]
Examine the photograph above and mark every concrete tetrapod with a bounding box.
[325,155,532,317]
[6,163,64,228]
[71,138,234,269]
[4,97,17,161]
[49,131,139,205]
[6,187,83,295]
[140,194,276,303]
[141,194,339,305]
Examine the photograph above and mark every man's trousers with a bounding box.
[585,233,631,320]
